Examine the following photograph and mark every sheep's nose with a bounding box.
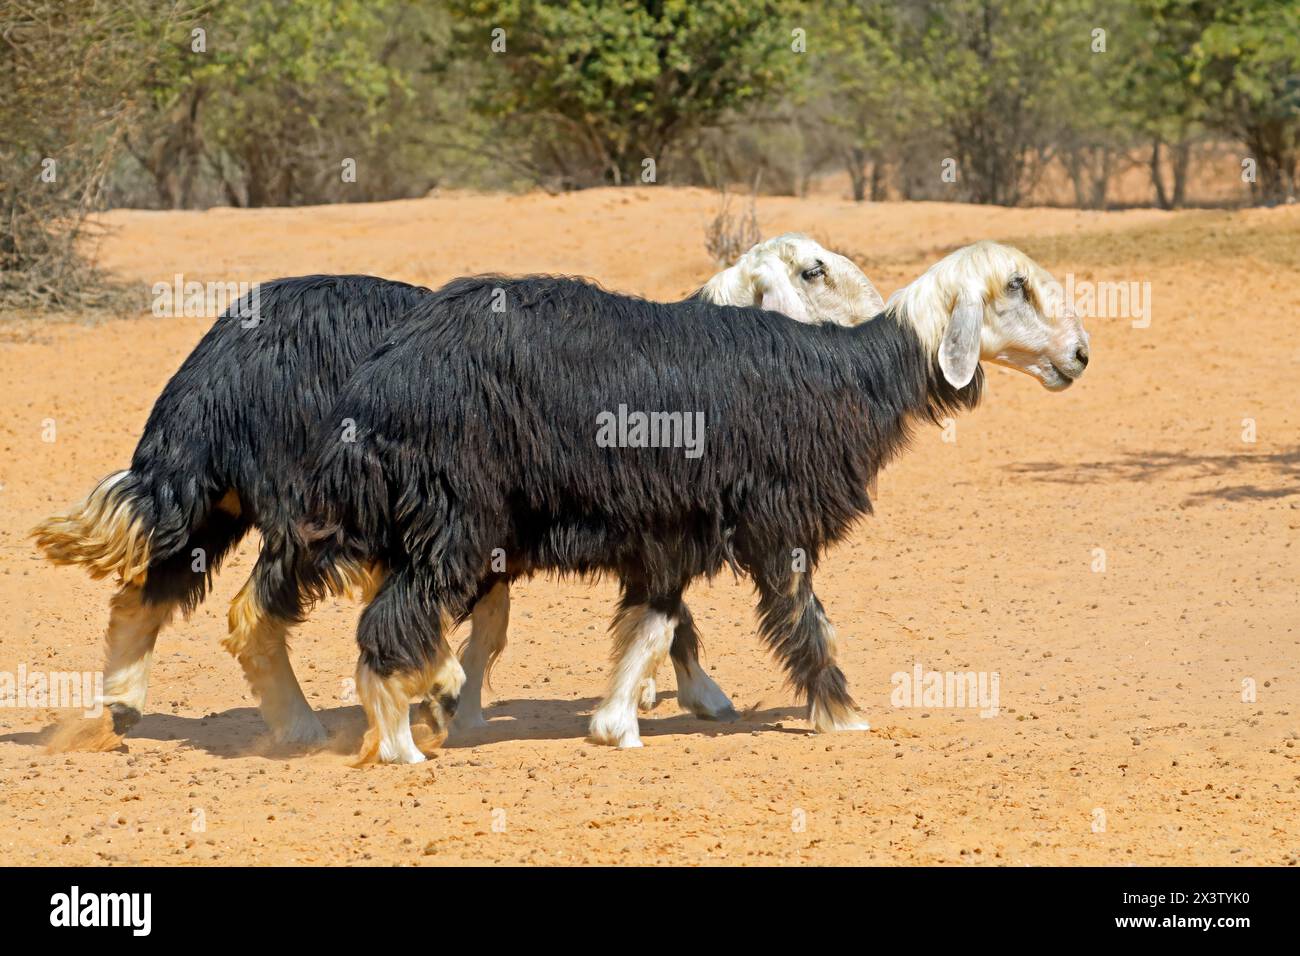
[1075,345,1090,368]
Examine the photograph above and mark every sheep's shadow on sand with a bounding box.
[1006,448,1300,504]
[3,695,806,761]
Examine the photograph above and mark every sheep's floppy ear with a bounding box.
[755,259,811,322]
[700,261,748,307]
[938,289,983,388]
[826,254,885,318]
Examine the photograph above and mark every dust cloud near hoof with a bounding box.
[44,710,126,754]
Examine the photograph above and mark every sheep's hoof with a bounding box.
[354,728,427,766]
[681,689,739,721]
[387,747,427,765]
[452,709,489,731]
[588,708,643,749]
[697,704,740,722]
[677,669,738,721]
[829,718,872,732]
[108,703,142,735]
[270,713,328,748]
[810,699,871,733]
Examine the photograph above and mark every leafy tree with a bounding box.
[810,0,918,202]
[0,0,190,311]
[446,0,804,186]
[1046,0,1147,209]
[120,3,218,209]
[1124,0,1210,208]
[911,0,1068,205]
[121,0,426,207]
[200,0,415,206]
[1190,0,1300,203]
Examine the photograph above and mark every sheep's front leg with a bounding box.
[589,598,677,749]
[638,602,736,718]
[355,568,465,764]
[752,566,869,733]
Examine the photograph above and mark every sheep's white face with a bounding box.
[977,251,1091,391]
[703,234,885,326]
[895,241,1091,392]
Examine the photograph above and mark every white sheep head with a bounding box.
[890,240,1091,391]
[702,233,885,326]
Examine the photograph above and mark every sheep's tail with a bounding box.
[31,470,154,585]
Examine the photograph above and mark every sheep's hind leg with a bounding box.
[44,584,175,753]
[100,504,245,735]
[226,567,327,747]
[636,604,697,712]
[358,664,428,764]
[452,577,510,731]
[100,584,176,733]
[589,585,677,749]
[752,567,869,733]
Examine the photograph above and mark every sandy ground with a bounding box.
[1,188,1297,865]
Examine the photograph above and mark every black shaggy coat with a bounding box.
[121,273,724,609]
[279,276,983,714]
[126,274,432,608]
[37,269,745,733]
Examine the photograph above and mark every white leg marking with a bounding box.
[454,581,509,731]
[795,598,868,733]
[672,656,738,720]
[358,636,465,764]
[809,697,871,733]
[357,663,426,764]
[101,584,173,714]
[804,604,869,732]
[589,606,675,749]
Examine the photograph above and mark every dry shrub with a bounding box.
[0,1,187,317]
[704,184,762,267]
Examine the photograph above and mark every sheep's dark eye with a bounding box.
[1007,275,1026,294]
[802,262,826,281]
